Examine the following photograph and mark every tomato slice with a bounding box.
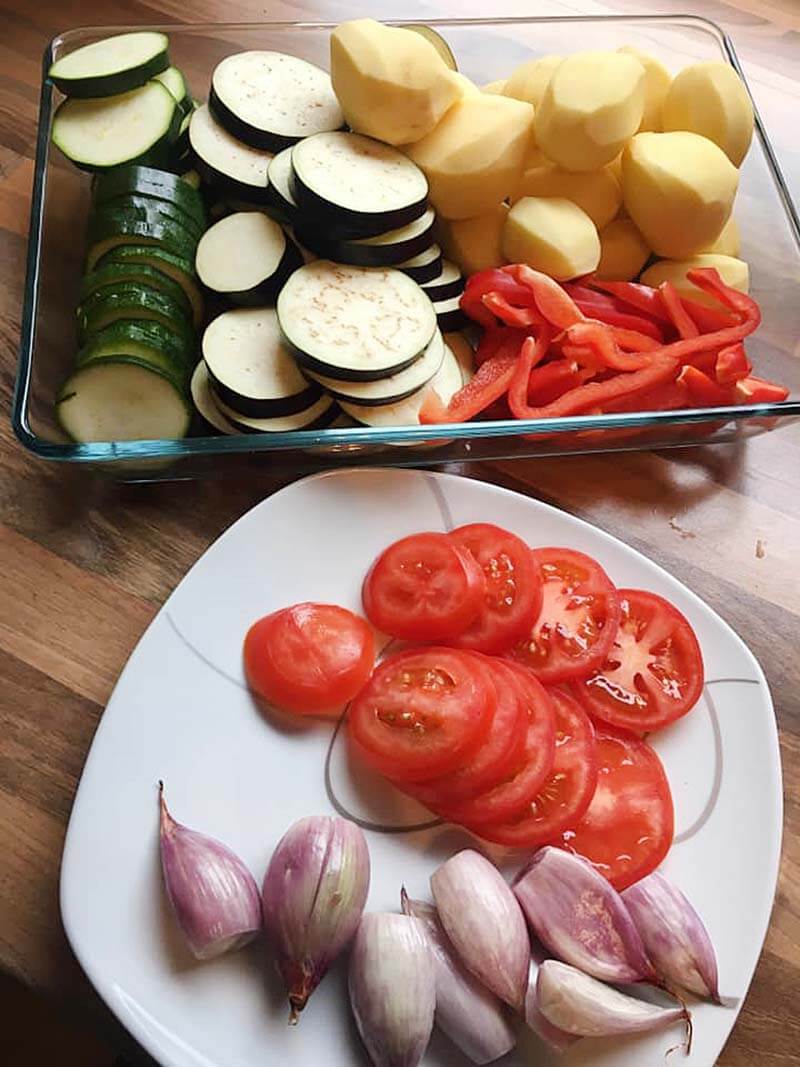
[348,647,495,782]
[474,688,598,848]
[362,532,485,642]
[447,523,542,654]
[506,547,621,684]
[573,588,704,733]
[402,657,529,807]
[244,603,375,716]
[557,725,674,890]
[442,663,556,826]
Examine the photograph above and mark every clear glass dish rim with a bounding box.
[14,13,800,463]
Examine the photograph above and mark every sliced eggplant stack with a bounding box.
[290,131,429,239]
[216,391,339,433]
[189,104,272,201]
[421,259,465,302]
[267,147,300,225]
[277,261,437,382]
[433,293,468,332]
[202,306,321,418]
[296,207,436,267]
[395,243,443,284]
[304,330,445,407]
[195,212,302,305]
[209,51,344,151]
[48,31,170,98]
[190,360,241,434]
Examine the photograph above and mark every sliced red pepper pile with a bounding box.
[420,266,789,426]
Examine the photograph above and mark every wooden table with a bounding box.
[0,0,798,1062]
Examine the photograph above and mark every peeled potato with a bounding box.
[502,54,564,109]
[503,197,600,280]
[700,216,740,257]
[482,79,507,95]
[406,94,534,219]
[662,61,754,166]
[596,217,650,280]
[535,51,646,172]
[622,131,738,258]
[617,46,672,131]
[513,162,621,229]
[451,71,481,98]
[607,153,624,183]
[330,19,461,144]
[641,254,749,305]
[439,203,509,274]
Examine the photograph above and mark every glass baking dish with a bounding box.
[14,14,800,480]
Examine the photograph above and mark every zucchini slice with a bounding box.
[209,51,344,151]
[77,283,194,348]
[52,80,179,172]
[266,147,298,224]
[341,339,464,427]
[277,261,437,382]
[190,361,241,434]
[305,330,445,406]
[395,243,443,284]
[189,104,272,201]
[433,294,469,332]
[94,245,203,326]
[422,260,465,302]
[81,262,192,317]
[48,31,170,99]
[215,391,338,433]
[202,306,321,418]
[195,212,301,305]
[76,320,193,380]
[86,211,198,271]
[92,164,206,228]
[154,66,191,114]
[57,361,190,442]
[297,207,436,268]
[91,193,204,241]
[290,132,429,239]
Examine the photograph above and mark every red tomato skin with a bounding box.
[362,532,486,642]
[557,724,674,890]
[348,647,495,783]
[439,664,557,826]
[448,523,543,654]
[244,603,375,716]
[573,588,705,734]
[470,687,598,849]
[400,656,529,807]
[506,547,621,685]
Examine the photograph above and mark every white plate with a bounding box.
[61,468,782,1067]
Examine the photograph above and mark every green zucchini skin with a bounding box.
[91,193,204,241]
[85,210,198,270]
[49,32,170,99]
[92,165,206,228]
[80,263,194,319]
[76,320,194,383]
[77,283,194,350]
[93,245,204,326]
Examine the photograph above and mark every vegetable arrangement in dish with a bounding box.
[47,20,790,443]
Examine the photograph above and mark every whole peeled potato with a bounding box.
[662,61,754,166]
[596,217,650,280]
[439,203,508,274]
[502,196,600,280]
[641,254,749,305]
[700,216,740,257]
[502,54,564,109]
[535,51,646,172]
[617,45,672,131]
[622,131,738,257]
[513,161,621,229]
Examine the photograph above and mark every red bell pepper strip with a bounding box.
[604,379,690,413]
[588,280,671,323]
[507,330,554,418]
[502,264,586,329]
[527,360,591,405]
[715,343,752,385]
[482,291,545,328]
[561,321,654,370]
[681,296,735,334]
[735,376,790,404]
[677,365,736,407]
[419,341,520,424]
[608,326,662,352]
[564,283,665,341]
[475,326,527,367]
[508,352,680,420]
[659,282,699,339]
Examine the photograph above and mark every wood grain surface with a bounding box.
[0,0,798,1063]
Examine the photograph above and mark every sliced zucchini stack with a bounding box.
[197,307,336,434]
[208,51,344,151]
[56,165,205,442]
[49,32,197,174]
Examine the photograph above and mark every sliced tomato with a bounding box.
[403,657,528,807]
[447,523,542,654]
[442,663,556,826]
[362,531,485,642]
[348,647,495,782]
[574,589,704,733]
[558,725,674,890]
[506,547,621,684]
[244,603,375,716]
[474,688,598,848]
